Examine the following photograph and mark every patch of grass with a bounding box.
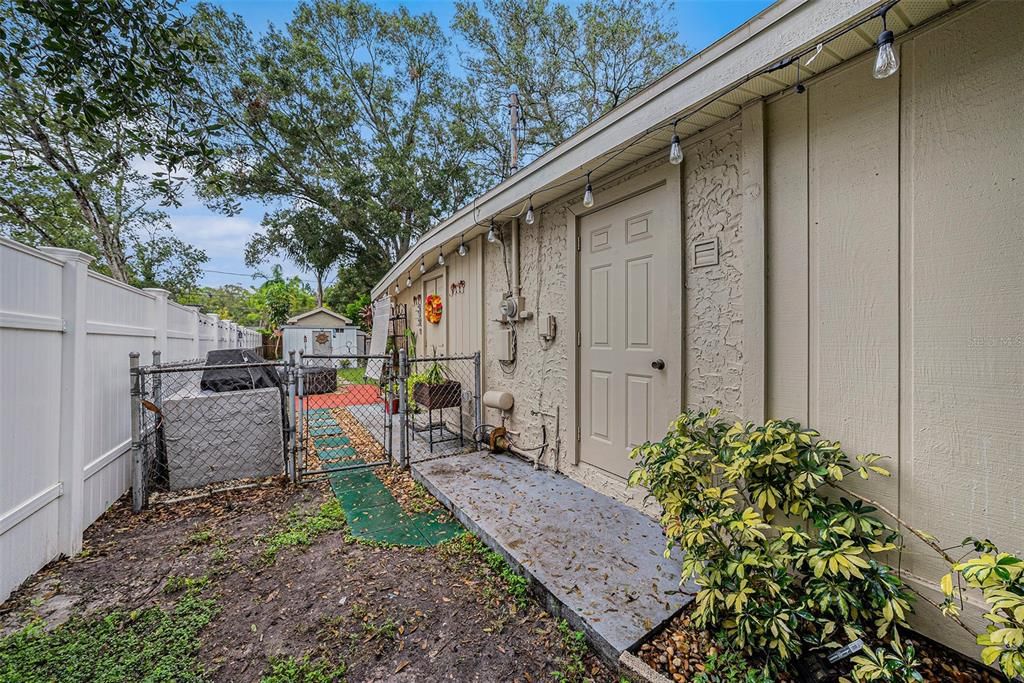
[163,574,210,595]
[336,367,367,384]
[262,499,346,564]
[185,529,215,547]
[405,481,438,514]
[0,587,217,682]
[260,653,346,683]
[552,619,588,683]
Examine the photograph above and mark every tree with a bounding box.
[247,266,316,332]
[0,0,217,281]
[453,0,687,172]
[244,205,352,307]
[191,0,487,287]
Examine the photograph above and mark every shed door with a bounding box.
[422,271,446,356]
[312,329,332,355]
[579,185,681,478]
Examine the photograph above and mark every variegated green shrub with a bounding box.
[629,409,913,671]
[941,539,1024,679]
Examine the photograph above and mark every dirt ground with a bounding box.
[0,478,616,682]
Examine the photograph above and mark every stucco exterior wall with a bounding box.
[683,129,744,416]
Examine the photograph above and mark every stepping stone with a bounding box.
[336,485,395,510]
[346,504,413,536]
[412,510,463,544]
[309,425,344,436]
[365,524,430,547]
[315,436,351,448]
[318,446,358,461]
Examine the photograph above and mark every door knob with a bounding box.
[651,359,665,370]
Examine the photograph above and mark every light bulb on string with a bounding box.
[669,121,683,165]
[419,258,426,274]
[487,222,498,243]
[437,249,445,266]
[525,197,535,225]
[394,283,399,295]
[458,235,468,256]
[583,173,594,208]
[873,9,899,79]
[406,274,412,288]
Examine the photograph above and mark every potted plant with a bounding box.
[412,361,461,409]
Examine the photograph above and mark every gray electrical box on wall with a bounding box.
[499,328,514,362]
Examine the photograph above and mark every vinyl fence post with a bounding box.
[398,348,409,469]
[130,352,144,512]
[473,351,483,450]
[144,288,169,358]
[287,350,297,482]
[40,247,93,553]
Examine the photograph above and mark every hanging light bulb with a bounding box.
[525,197,535,225]
[873,12,899,79]
[486,222,498,243]
[669,121,684,165]
[458,235,468,257]
[419,258,426,274]
[794,62,806,94]
[394,283,399,295]
[437,249,445,266]
[582,174,594,208]
[406,273,412,288]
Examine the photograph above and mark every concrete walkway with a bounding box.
[411,451,691,664]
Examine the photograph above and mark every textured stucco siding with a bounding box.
[683,129,744,417]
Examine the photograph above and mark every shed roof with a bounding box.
[372,0,967,299]
[283,306,352,326]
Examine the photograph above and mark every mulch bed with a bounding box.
[639,604,1004,682]
[0,482,615,682]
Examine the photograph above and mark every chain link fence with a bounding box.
[128,348,482,511]
[405,354,482,464]
[130,349,289,510]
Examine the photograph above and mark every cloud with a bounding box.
[167,210,308,288]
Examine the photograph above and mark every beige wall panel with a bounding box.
[765,93,809,423]
[444,236,483,356]
[808,62,900,509]
[900,0,1024,580]
[421,270,447,356]
[683,128,744,416]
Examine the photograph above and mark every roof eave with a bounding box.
[372,0,886,299]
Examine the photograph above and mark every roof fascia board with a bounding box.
[373,0,880,298]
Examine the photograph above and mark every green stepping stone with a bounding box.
[347,504,412,535]
[364,524,430,547]
[336,485,395,511]
[412,510,463,544]
[327,470,377,495]
[318,446,358,461]
[315,436,351,448]
[310,425,345,436]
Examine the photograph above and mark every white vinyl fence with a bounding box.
[0,238,260,602]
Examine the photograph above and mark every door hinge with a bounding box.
[576,234,581,252]
[576,330,581,347]
[576,426,581,442]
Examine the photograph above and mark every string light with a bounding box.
[669,121,684,165]
[873,4,899,79]
[437,248,445,266]
[419,258,426,274]
[525,197,535,225]
[406,273,412,288]
[458,235,468,256]
[382,0,925,290]
[394,283,399,294]
[582,173,594,208]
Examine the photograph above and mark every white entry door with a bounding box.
[579,183,681,479]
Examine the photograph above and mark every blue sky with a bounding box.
[176,0,773,289]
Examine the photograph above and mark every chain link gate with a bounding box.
[129,348,483,511]
[292,352,395,482]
